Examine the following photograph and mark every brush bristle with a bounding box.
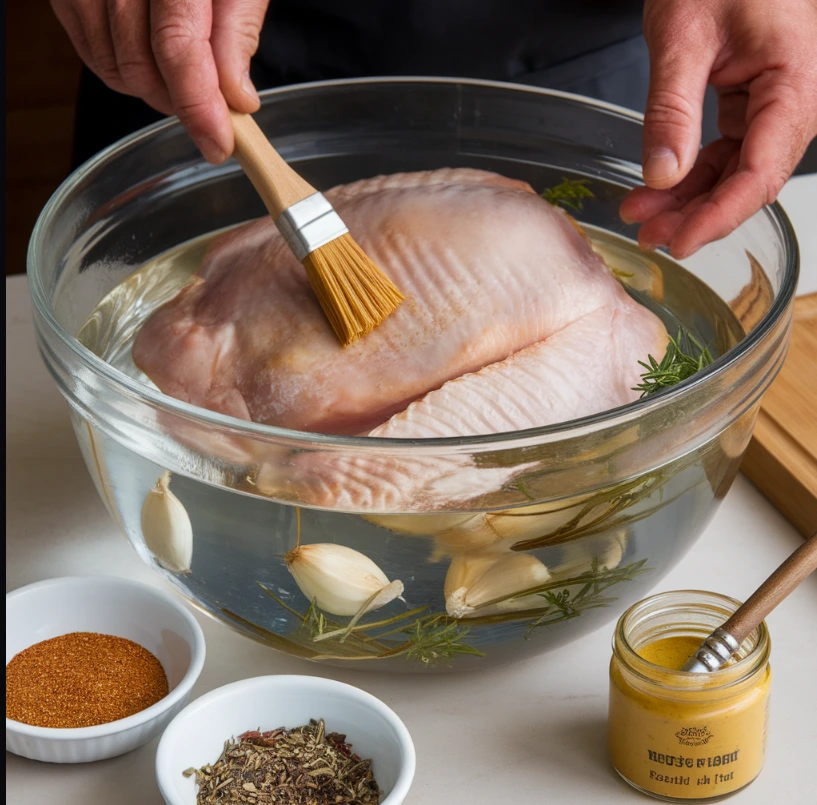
[302,233,404,346]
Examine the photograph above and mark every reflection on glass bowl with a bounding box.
[29,79,797,672]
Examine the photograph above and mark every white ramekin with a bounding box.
[156,675,416,805]
[5,575,205,763]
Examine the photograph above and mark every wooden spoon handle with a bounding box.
[229,111,317,219]
[722,532,817,643]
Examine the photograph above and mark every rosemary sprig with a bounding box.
[257,587,389,656]
[220,608,323,660]
[634,329,713,398]
[541,177,595,212]
[254,587,482,666]
[509,472,665,552]
[312,605,429,644]
[468,557,649,613]
[229,556,647,665]
[309,615,484,666]
[401,614,484,665]
[525,558,650,636]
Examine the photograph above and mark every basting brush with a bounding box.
[229,111,403,346]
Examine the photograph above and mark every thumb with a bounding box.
[642,21,717,189]
[211,0,270,113]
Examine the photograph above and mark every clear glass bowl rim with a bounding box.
[27,76,800,453]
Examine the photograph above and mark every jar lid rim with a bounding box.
[613,589,771,690]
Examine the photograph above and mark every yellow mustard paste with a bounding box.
[608,594,771,802]
[638,635,711,670]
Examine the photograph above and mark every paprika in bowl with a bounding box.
[5,576,205,763]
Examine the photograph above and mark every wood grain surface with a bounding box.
[741,294,817,537]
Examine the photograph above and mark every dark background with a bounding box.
[5,2,815,277]
[7,2,83,276]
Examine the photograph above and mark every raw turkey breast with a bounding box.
[133,168,665,438]
[258,299,667,511]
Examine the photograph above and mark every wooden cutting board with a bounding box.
[741,293,817,537]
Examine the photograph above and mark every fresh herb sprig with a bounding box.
[225,553,650,666]
[402,614,484,665]
[525,558,649,636]
[428,558,651,636]
[634,330,713,398]
[542,178,595,212]
[243,586,484,667]
[311,610,485,666]
[509,472,667,551]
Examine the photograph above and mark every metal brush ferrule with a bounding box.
[682,627,741,673]
[275,192,349,262]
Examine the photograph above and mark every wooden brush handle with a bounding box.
[229,111,317,219]
[723,532,817,644]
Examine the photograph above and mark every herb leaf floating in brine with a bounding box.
[444,552,551,619]
[633,329,714,398]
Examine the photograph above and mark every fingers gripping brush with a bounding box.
[229,111,404,346]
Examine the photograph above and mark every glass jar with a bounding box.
[608,591,771,802]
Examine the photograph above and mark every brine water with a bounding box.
[74,213,749,672]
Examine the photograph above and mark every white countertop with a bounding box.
[6,175,817,804]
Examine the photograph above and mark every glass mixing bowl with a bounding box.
[29,79,798,672]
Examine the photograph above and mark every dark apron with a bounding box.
[73,0,650,167]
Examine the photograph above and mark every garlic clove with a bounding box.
[484,496,590,543]
[366,500,593,560]
[465,553,551,610]
[284,543,403,617]
[443,552,500,601]
[427,496,591,557]
[360,579,405,614]
[550,531,627,579]
[434,514,508,555]
[365,512,507,561]
[141,471,193,573]
[445,551,550,619]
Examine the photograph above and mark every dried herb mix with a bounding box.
[184,719,380,804]
[5,632,168,728]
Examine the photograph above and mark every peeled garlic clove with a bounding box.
[434,514,509,555]
[551,531,627,578]
[365,512,509,562]
[443,552,500,601]
[486,496,589,543]
[600,532,627,571]
[141,471,193,573]
[430,496,592,558]
[466,553,551,608]
[446,552,550,619]
[284,543,403,617]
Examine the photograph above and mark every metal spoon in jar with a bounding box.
[683,532,817,672]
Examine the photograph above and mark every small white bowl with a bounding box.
[156,675,416,805]
[5,575,205,763]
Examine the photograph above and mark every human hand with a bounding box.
[621,0,817,258]
[51,0,270,163]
